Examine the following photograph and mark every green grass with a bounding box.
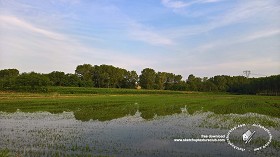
[0,87,279,121]
[0,149,11,157]
[47,86,187,95]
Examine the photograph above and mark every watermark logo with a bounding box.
[242,129,255,144]
[174,124,272,152]
[226,124,272,152]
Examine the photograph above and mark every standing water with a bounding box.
[0,110,279,156]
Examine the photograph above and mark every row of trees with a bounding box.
[0,64,279,95]
[75,64,138,88]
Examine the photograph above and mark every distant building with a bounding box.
[135,82,141,90]
[136,85,141,90]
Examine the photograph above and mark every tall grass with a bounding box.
[47,86,188,95]
[0,87,279,121]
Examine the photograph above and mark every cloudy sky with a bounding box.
[0,0,279,78]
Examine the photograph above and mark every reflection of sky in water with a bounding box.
[0,111,279,156]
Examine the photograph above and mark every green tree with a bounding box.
[202,79,217,92]
[139,68,156,89]
[75,64,93,81]
[174,75,182,83]
[47,71,66,86]
[64,74,81,87]
[15,72,50,91]
[0,69,19,78]
[0,69,19,89]
[121,70,138,88]
[213,75,228,92]
[155,72,167,90]
[75,64,94,87]
[186,74,202,91]
[92,65,128,88]
[164,73,175,90]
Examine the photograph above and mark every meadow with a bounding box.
[0,87,279,122]
[1,87,280,156]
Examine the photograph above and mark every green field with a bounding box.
[1,87,280,156]
[0,87,279,122]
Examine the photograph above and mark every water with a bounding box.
[0,110,279,156]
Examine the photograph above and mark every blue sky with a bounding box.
[0,0,279,78]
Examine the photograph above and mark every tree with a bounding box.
[165,73,175,90]
[186,74,202,91]
[64,74,81,87]
[15,72,50,91]
[75,64,93,81]
[155,72,167,90]
[213,75,228,92]
[0,69,19,78]
[174,75,182,83]
[127,70,138,88]
[75,64,94,87]
[47,71,66,86]
[0,69,19,89]
[139,68,156,89]
[121,70,138,88]
[1,66,279,95]
[203,80,217,92]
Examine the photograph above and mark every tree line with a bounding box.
[0,64,279,95]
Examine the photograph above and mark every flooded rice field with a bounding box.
[0,110,280,157]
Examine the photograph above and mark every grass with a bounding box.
[199,112,280,129]
[0,149,11,157]
[0,87,279,121]
[47,86,187,95]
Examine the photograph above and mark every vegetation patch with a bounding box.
[0,88,279,121]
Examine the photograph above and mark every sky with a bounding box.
[0,0,279,78]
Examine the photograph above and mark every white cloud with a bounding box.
[161,0,190,9]
[0,15,151,73]
[161,0,223,9]
[240,29,280,43]
[1,0,279,77]
[0,15,65,40]
[165,0,280,38]
[94,5,174,46]
[192,28,280,53]
[128,24,174,46]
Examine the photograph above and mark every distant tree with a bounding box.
[187,74,195,82]
[91,64,128,88]
[186,74,202,91]
[0,69,19,89]
[202,79,217,92]
[213,75,228,92]
[226,76,249,93]
[164,73,176,90]
[164,73,183,90]
[248,75,280,95]
[155,72,167,90]
[174,75,183,83]
[0,69,19,78]
[64,74,81,87]
[1,66,279,95]
[15,72,50,91]
[47,71,66,86]
[139,68,156,89]
[127,70,138,88]
[75,64,94,87]
[75,64,94,81]
[121,70,138,88]
[170,75,184,90]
